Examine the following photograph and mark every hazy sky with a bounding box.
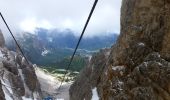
[0,0,122,37]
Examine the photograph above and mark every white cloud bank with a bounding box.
[0,0,122,37]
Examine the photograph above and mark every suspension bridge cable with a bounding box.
[57,0,99,91]
[0,12,30,64]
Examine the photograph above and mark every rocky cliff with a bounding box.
[0,30,42,100]
[70,0,170,100]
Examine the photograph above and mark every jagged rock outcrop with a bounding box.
[0,31,42,100]
[70,49,110,100]
[70,0,170,100]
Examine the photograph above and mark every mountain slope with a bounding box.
[0,30,42,100]
[70,0,170,100]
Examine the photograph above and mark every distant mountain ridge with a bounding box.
[33,28,118,50]
[6,28,118,71]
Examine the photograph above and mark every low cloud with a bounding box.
[0,0,122,37]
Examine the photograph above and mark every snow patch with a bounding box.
[112,66,125,71]
[33,91,40,99]
[158,62,162,66]
[1,79,13,94]
[144,62,148,67]
[33,64,37,68]
[92,87,99,100]
[89,55,92,61]
[41,49,50,56]
[0,51,4,62]
[1,79,13,100]
[0,51,3,58]
[2,89,13,100]
[138,42,145,46]
[22,96,34,100]
[22,57,25,64]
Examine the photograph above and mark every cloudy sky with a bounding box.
[0,0,122,37]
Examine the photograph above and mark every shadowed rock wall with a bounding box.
[70,0,170,100]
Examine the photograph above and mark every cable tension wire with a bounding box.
[0,12,30,64]
[57,0,99,90]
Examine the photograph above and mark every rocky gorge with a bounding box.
[1,0,170,100]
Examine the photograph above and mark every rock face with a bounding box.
[0,81,5,100]
[70,0,170,100]
[0,30,5,47]
[0,31,42,99]
[70,49,110,100]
